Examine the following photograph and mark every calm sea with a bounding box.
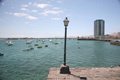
[0,39,120,80]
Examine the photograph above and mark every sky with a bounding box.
[0,0,120,38]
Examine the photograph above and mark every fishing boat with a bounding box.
[37,46,42,48]
[0,53,4,56]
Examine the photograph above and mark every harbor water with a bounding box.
[0,39,120,80]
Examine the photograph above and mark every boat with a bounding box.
[26,40,32,44]
[0,53,4,56]
[6,41,13,46]
[28,45,32,47]
[45,45,48,47]
[42,40,45,44]
[6,41,8,44]
[30,47,34,50]
[54,42,59,44]
[54,39,59,44]
[110,40,120,46]
[42,40,45,42]
[23,48,30,51]
[37,46,42,48]
[34,44,39,46]
[49,40,52,42]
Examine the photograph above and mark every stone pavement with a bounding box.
[47,67,120,80]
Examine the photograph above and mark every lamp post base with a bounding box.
[60,64,71,74]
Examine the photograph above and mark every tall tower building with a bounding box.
[94,19,105,38]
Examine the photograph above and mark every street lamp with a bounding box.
[60,17,71,74]
[63,17,69,65]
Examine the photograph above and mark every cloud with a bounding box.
[53,7,59,10]
[51,18,61,20]
[22,5,28,7]
[5,12,13,15]
[34,3,49,8]
[14,13,27,17]
[21,8,29,11]
[26,15,37,20]
[41,10,63,16]
[13,12,37,20]
[57,1,62,4]
[31,10,37,13]
[28,2,32,5]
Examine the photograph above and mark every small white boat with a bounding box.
[42,40,45,42]
[26,40,32,44]
[49,40,52,42]
[6,41,13,46]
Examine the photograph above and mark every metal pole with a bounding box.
[64,26,67,65]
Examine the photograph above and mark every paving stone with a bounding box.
[47,67,120,80]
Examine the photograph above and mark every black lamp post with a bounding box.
[63,17,69,65]
[60,17,70,74]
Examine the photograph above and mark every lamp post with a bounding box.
[63,17,69,65]
[60,17,70,74]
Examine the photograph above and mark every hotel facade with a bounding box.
[94,19,105,38]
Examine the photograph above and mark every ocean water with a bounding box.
[0,39,120,80]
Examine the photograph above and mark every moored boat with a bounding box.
[54,42,59,44]
[0,53,4,56]
[23,48,30,51]
[49,40,52,42]
[110,40,120,46]
[26,40,32,44]
[34,44,39,46]
[45,45,48,47]
[37,46,42,48]
[6,41,13,46]
[30,47,34,50]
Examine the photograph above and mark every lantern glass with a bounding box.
[64,17,69,27]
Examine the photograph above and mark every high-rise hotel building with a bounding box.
[94,19,105,38]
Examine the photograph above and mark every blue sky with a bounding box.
[0,0,120,38]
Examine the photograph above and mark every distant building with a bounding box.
[118,32,120,37]
[94,19,105,38]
